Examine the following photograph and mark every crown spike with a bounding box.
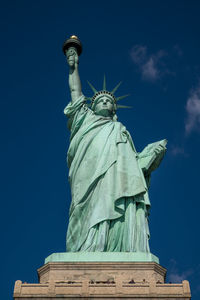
[103,74,106,90]
[111,81,122,94]
[87,81,98,94]
[116,94,130,101]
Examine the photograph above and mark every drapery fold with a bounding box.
[64,95,150,252]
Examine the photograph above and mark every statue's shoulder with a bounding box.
[64,95,87,116]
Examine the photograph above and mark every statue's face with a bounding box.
[94,95,115,117]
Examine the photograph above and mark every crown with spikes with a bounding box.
[86,75,131,110]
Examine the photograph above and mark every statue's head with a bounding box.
[87,76,130,119]
[91,92,116,117]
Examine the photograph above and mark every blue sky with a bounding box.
[1,0,200,299]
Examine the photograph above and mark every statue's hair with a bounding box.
[91,91,117,110]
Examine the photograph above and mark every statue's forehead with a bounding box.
[96,94,114,102]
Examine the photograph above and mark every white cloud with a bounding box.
[130,45,167,82]
[169,270,193,283]
[185,85,200,134]
[168,259,193,283]
[142,57,158,81]
[170,145,185,156]
[130,45,147,64]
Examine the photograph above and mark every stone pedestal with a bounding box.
[13,254,191,299]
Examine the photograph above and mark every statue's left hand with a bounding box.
[138,139,167,175]
[154,144,166,156]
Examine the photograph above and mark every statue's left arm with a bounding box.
[137,139,167,187]
[148,143,166,173]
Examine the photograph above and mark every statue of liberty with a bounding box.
[63,36,167,253]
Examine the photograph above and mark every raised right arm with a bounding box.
[66,47,82,103]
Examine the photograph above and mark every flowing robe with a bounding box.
[64,95,150,252]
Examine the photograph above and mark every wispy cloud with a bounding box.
[170,83,200,156]
[170,145,186,156]
[185,84,200,135]
[168,259,193,283]
[130,45,167,81]
[169,269,193,283]
[130,45,147,65]
[168,260,200,295]
[142,57,158,81]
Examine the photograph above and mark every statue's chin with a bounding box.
[95,109,112,117]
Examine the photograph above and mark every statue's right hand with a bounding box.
[66,47,79,68]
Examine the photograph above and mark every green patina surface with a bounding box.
[59,36,167,256]
[45,252,159,264]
